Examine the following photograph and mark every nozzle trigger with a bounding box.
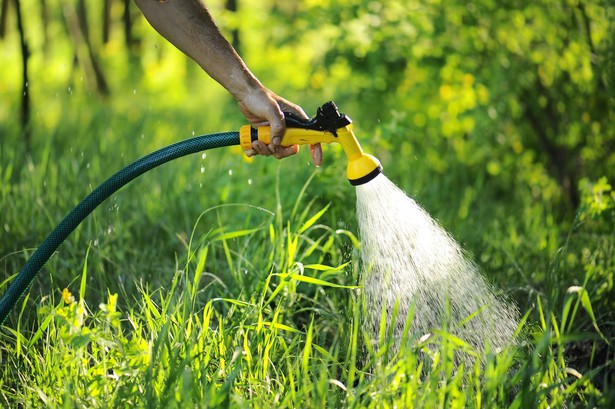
[283,101,351,137]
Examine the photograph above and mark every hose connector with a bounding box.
[240,101,382,185]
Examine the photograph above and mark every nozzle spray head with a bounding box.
[239,101,382,185]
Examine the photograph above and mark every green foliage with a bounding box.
[250,0,614,210]
[579,176,615,219]
[1,0,614,407]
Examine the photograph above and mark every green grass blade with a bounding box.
[289,272,360,289]
[298,203,331,234]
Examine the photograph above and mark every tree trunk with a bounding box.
[39,0,49,54]
[122,0,133,48]
[102,0,111,44]
[13,0,31,147]
[63,1,110,96]
[225,0,240,52]
[0,0,8,39]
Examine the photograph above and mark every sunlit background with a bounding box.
[1,0,613,406]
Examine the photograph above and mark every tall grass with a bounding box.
[1,175,611,407]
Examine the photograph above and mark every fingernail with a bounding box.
[246,150,254,157]
[313,152,322,167]
[272,137,281,146]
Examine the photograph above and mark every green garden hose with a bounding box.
[0,131,240,325]
[0,101,381,326]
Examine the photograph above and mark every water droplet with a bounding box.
[201,153,207,159]
[228,169,233,176]
[247,179,253,185]
[200,166,205,173]
[133,89,137,95]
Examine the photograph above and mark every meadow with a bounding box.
[1,0,614,407]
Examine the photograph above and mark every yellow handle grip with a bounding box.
[239,123,381,185]
[240,125,339,150]
[238,101,382,185]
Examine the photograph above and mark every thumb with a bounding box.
[268,106,286,145]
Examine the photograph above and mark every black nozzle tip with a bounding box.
[348,166,383,186]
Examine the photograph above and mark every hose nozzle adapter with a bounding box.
[240,101,382,185]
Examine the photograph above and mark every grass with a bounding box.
[1,50,614,409]
[0,193,610,407]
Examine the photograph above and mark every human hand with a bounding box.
[237,87,323,166]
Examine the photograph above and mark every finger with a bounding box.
[267,106,286,145]
[252,140,273,156]
[277,98,309,120]
[309,143,323,167]
[273,144,299,159]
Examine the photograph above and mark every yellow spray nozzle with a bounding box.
[239,101,382,185]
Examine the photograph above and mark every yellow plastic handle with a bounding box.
[239,125,339,150]
[239,123,381,184]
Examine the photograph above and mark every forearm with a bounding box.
[134,0,260,99]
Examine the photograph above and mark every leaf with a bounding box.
[261,321,300,334]
[195,248,208,276]
[335,229,361,249]
[212,298,254,307]
[579,288,610,344]
[454,304,488,329]
[302,318,314,374]
[303,262,351,280]
[70,332,93,349]
[213,228,261,241]
[264,279,289,307]
[298,203,330,234]
[312,343,335,362]
[432,329,479,357]
[79,243,91,302]
[289,273,360,289]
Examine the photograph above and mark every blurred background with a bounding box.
[1,0,614,386]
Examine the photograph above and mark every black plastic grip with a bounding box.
[283,101,351,136]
